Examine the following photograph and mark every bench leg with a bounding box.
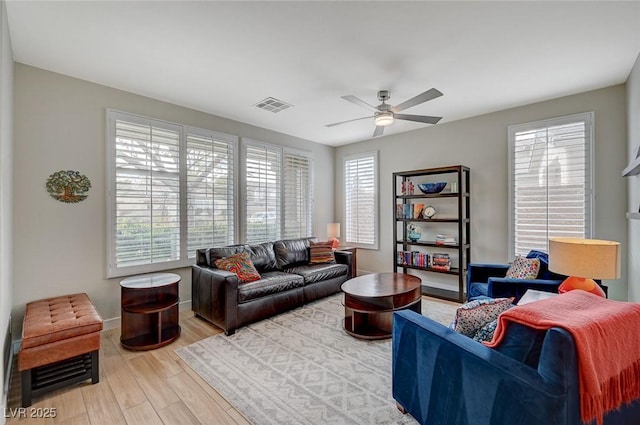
[91,350,99,384]
[21,369,32,408]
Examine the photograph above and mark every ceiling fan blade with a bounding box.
[325,116,373,127]
[392,88,443,113]
[342,95,379,112]
[373,126,384,137]
[394,114,442,125]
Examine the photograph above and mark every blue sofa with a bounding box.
[467,250,569,302]
[392,310,640,425]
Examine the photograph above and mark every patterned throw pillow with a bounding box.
[309,241,335,264]
[453,297,514,338]
[473,318,499,342]
[505,256,540,279]
[214,252,261,283]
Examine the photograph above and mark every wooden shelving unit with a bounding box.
[393,165,470,302]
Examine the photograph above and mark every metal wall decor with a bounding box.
[46,170,91,203]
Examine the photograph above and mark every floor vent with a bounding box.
[254,97,293,113]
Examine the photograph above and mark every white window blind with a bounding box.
[186,129,236,257]
[244,141,281,244]
[108,111,238,277]
[344,151,378,248]
[112,116,181,270]
[509,112,593,257]
[283,151,313,239]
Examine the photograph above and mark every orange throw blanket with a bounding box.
[484,290,640,425]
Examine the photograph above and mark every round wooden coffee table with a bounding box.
[341,272,422,340]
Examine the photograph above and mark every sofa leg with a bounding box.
[225,329,235,336]
[396,402,406,414]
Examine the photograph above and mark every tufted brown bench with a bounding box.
[18,293,103,407]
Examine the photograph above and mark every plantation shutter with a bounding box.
[244,142,281,244]
[344,152,377,247]
[283,151,313,239]
[186,129,236,257]
[510,113,593,256]
[113,117,181,268]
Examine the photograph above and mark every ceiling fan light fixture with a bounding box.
[375,111,394,127]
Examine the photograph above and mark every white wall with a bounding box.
[335,85,629,300]
[627,53,640,302]
[12,63,335,333]
[0,0,12,419]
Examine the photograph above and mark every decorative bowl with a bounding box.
[418,182,447,194]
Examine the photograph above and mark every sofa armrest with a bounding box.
[192,264,240,335]
[468,263,510,282]
[392,310,568,425]
[488,278,562,303]
[334,250,354,279]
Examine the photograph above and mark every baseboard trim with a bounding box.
[103,299,192,331]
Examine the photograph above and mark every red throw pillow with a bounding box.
[309,241,335,264]
[214,252,261,283]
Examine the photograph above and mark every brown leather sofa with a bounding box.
[192,237,353,335]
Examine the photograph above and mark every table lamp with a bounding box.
[327,223,340,249]
[549,237,620,297]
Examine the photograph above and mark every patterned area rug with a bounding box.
[176,294,459,425]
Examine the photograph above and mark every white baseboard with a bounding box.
[103,299,192,331]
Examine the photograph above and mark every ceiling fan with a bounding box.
[326,88,443,137]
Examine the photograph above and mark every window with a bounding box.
[243,141,282,244]
[107,111,237,277]
[508,112,593,257]
[283,151,313,239]
[185,127,236,257]
[344,151,378,249]
[242,140,314,243]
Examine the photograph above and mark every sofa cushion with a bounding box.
[207,244,248,267]
[247,242,278,272]
[214,252,261,283]
[453,297,513,338]
[526,250,566,281]
[274,237,317,269]
[285,263,348,284]
[237,271,305,303]
[505,256,540,279]
[309,241,335,264]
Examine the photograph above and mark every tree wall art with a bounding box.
[45,170,91,203]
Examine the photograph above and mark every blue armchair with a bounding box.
[467,250,569,302]
[392,310,640,425]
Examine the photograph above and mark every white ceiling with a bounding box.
[6,1,640,146]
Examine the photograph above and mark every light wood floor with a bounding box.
[5,311,250,425]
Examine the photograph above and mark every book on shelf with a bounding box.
[413,203,424,219]
[397,250,430,268]
[397,203,425,219]
[432,253,451,271]
[435,234,457,245]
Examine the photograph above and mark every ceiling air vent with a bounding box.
[254,97,293,113]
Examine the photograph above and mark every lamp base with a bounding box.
[328,237,340,249]
[558,276,606,297]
